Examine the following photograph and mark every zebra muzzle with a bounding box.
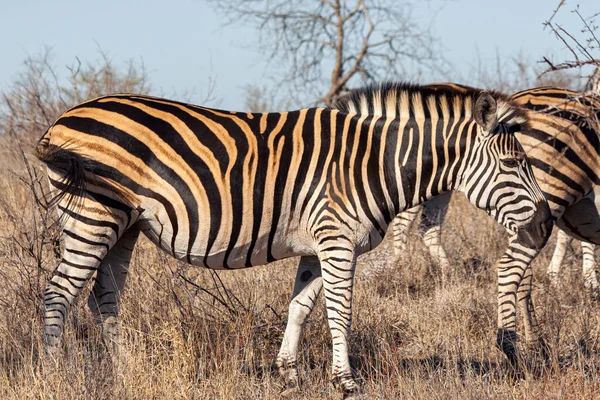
[516,200,553,250]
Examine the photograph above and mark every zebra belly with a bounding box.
[137,215,310,269]
[557,186,600,245]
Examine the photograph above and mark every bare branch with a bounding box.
[547,0,566,24]
[208,0,448,106]
[540,1,599,83]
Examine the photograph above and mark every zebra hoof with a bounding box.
[276,354,300,390]
[527,338,551,362]
[342,389,365,400]
[332,373,359,399]
[44,335,63,362]
[44,348,61,364]
[41,345,63,374]
[522,338,552,377]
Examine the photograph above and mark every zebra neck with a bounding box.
[379,115,478,216]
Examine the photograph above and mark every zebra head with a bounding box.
[461,92,552,250]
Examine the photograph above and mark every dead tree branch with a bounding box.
[209,0,448,106]
[540,1,599,85]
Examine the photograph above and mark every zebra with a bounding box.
[391,84,600,285]
[36,83,551,397]
[365,84,600,364]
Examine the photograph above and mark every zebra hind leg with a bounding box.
[391,207,420,257]
[420,193,451,285]
[276,256,323,395]
[87,227,140,356]
[317,243,359,397]
[44,223,120,358]
[580,241,599,296]
[421,225,449,284]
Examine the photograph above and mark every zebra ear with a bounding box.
[474,92,498,135]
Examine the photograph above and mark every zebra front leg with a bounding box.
[517,264,550,364]
[391,206,420,256]
[318,245,359,397]
[581,241,599,295]
[88,228,140,356]
[496,239,539,370]
[276,256,323,394]
[547,229,571,287]
[422,225,449,283]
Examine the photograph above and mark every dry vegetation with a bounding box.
[0,53,599,400]
[1,160,600,400]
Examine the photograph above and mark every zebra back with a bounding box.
[511,87,600,214]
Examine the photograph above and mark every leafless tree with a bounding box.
[208,0,447,106]
[540,1,599,88]
[468,50,581,94]
[242,84,295,112]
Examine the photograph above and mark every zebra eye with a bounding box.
[500,158,519,168]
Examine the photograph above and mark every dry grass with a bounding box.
[0,149,599,400]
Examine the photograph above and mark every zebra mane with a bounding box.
[333,82,529,129]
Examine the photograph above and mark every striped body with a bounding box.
[37,84,551,395]
[384,85,600,364]
[513,87,600,222]
[41,99,400,269]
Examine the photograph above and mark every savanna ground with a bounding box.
[0,140,599,400]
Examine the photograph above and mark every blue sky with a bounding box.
[0,0,597,110]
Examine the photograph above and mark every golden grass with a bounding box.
[0,154,599,400]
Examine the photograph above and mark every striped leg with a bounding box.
[547,230,571,287]
[420,193,451,283]
[517,265,549,360]
[277,256,323,393]
[318,245,358,396]
[422,226,449,278]
[496,239,540,367]
[87,228,140,354]
[44,223,118,356]
[581,241,599,293]
[391,206,420,256]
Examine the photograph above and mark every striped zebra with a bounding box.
[373,84,600,363]
[36,83,551,396]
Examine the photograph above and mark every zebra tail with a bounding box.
[35,135,89,213]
